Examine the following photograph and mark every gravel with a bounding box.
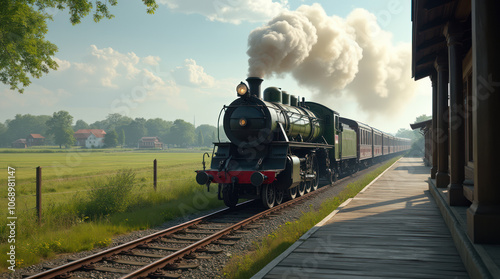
[1,162,386,279]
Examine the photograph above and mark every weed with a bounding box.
[81,169,136,217]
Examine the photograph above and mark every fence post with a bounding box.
[36,166,42,226]
[153,159,157,192]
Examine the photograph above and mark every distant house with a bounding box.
[138,137,163,149]
[74,129,106,148]
[12,139,27,148]
[27,134,45,146]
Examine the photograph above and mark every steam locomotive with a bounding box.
[196,77,411,208]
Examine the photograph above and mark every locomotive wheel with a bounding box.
[329,170,338,185]
[311,155,319,191]
[288,186,297,200]
[304,181,312,193]
[298,182,306,196]
[261,183,275,209]
[275,186,284,205]
[222,184,238,208]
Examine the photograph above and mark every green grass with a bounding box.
[0,151,224,271]
[222,157,400,279]
[0,152,206,205]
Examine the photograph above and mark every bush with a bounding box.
[81,169,136,217]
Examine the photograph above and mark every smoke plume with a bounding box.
[247,4,416,116]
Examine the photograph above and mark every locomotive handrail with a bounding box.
[216,106,227,143]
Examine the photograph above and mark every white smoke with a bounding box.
[247,4,416,115]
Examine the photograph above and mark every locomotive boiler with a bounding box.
[196,77,411,209]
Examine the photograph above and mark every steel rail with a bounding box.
[25,200,255,279]
[122,185,330,279]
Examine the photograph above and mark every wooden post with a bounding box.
[467,0,500,243]
[434,56,450,188]
[153,159,157,192]
[444,21,469,206]
[36,166,42,226]
[430,73,438,178]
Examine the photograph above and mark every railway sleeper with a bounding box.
[192,224,230,230]
[109,259,149,266]
[159,238,193,244]
[212,240,237,246]
[149,271,181,279]
[244,224,262,229]
[195,247,223,254]
[163,263,199,271]
[138,244,180,252]
[81,265,131,274]
[219,235,242,241]
[234,229,253,234]
[121,250,166,258]
[184,229,219,234]
[173,235,204,241]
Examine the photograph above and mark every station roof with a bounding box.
[410,119,432,130]
[412,0,470,80]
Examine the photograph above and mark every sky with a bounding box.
[0,0,432,135]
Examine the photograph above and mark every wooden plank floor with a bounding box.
[258,158,469,279]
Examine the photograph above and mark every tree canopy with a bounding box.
[0,0,158,93]
[104,130,118,148]
[46,110,74,148]
[169,119,195,147]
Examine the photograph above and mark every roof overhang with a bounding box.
[412,0,470,80]
[410,119,432,130]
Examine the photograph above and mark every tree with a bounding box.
[118,129,126,147]
[167,119,195,147]
[46,110,74,148]
[0,123,7,147]
[1,0,158,93]
[4,114,51,144]
[73,119,89,131]
[195,124,217,147]
[406,114,432,157]
[145,118,172,141]
[90,113,132,131]
[197,130,204,146]
[415,114,432,123]
[104,130,118,148]
[395,128,416,141]
[121,118,147,146]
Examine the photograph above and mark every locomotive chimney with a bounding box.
[246,77,263,98]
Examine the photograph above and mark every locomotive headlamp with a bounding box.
[239,118,247,127]
[236,82,248,97]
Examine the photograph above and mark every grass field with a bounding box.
[0,151,206,208]
[0,149,225,271]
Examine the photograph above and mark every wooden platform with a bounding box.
[253,157,470,278]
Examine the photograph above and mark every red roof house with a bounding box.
[12,139,27,148]
[27,134,45,146]
[74,129,106,148]
[138,137,163,149]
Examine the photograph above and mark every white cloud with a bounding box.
[143,55,161,66]
[53,57,71,71]
[158,0,288,24]
[1,45,181,119]
[171,59,215,87]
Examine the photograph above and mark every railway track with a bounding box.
[25,181,333,279]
